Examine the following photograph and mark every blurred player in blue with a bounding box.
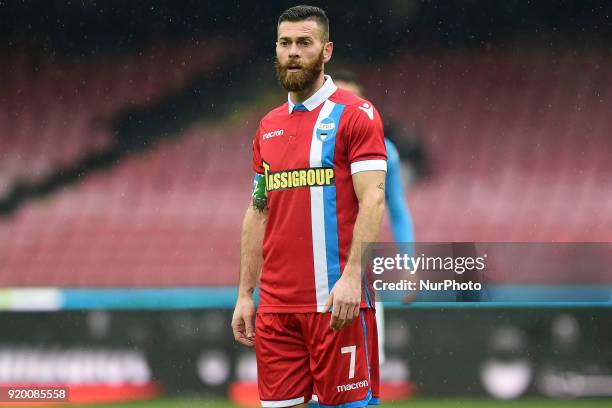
[332,70,415,370]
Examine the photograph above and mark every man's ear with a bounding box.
[323,41,333,64]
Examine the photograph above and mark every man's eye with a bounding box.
[300,41,311,46]
[279,41,289,47]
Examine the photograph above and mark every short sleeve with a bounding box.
[347,102,387,174]
[252,121,264,175]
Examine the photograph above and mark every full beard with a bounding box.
[275,50,324,93]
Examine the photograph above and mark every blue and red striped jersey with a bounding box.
[252,75,387,313]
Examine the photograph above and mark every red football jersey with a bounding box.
[252,75,387,313]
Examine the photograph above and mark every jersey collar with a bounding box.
[287,75,337,114]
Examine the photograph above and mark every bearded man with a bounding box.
[231,5,387,407]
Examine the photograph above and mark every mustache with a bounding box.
[280,59,304,69]
[275,49,324,92]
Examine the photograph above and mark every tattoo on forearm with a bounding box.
[252,197,268,213]
[377,183,385,191]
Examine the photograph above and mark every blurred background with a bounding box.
[0,0,611,406]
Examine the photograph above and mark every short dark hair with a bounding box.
[278,5,329,42]
[332,69,364,94]
[332,69,360,85]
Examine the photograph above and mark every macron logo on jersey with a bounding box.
[262,129,284,140]
[358,103,374,120]
[337,379,369,393]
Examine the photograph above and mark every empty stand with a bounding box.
[0,47,610,287]
[371,49,612,243]
[0,39,234,195]
[0,121,255,287]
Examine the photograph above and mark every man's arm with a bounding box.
[231,201,267,347]
[324,170,386,331]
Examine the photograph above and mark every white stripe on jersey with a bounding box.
[261,396,305,407]
[309,99,336,312]
[350,159,387,174]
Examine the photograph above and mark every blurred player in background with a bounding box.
[232,5,386,407]
[334,73,484,305]
[334,71,416,366]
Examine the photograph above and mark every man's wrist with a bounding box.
[238,287,255,299]
[342,261,362,280]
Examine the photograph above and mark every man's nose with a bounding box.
[288,43,300,57]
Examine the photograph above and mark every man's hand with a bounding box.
[233,202,266,348]
[324,266,361,331]
[232,295,256,347]
[324,169,384,331]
